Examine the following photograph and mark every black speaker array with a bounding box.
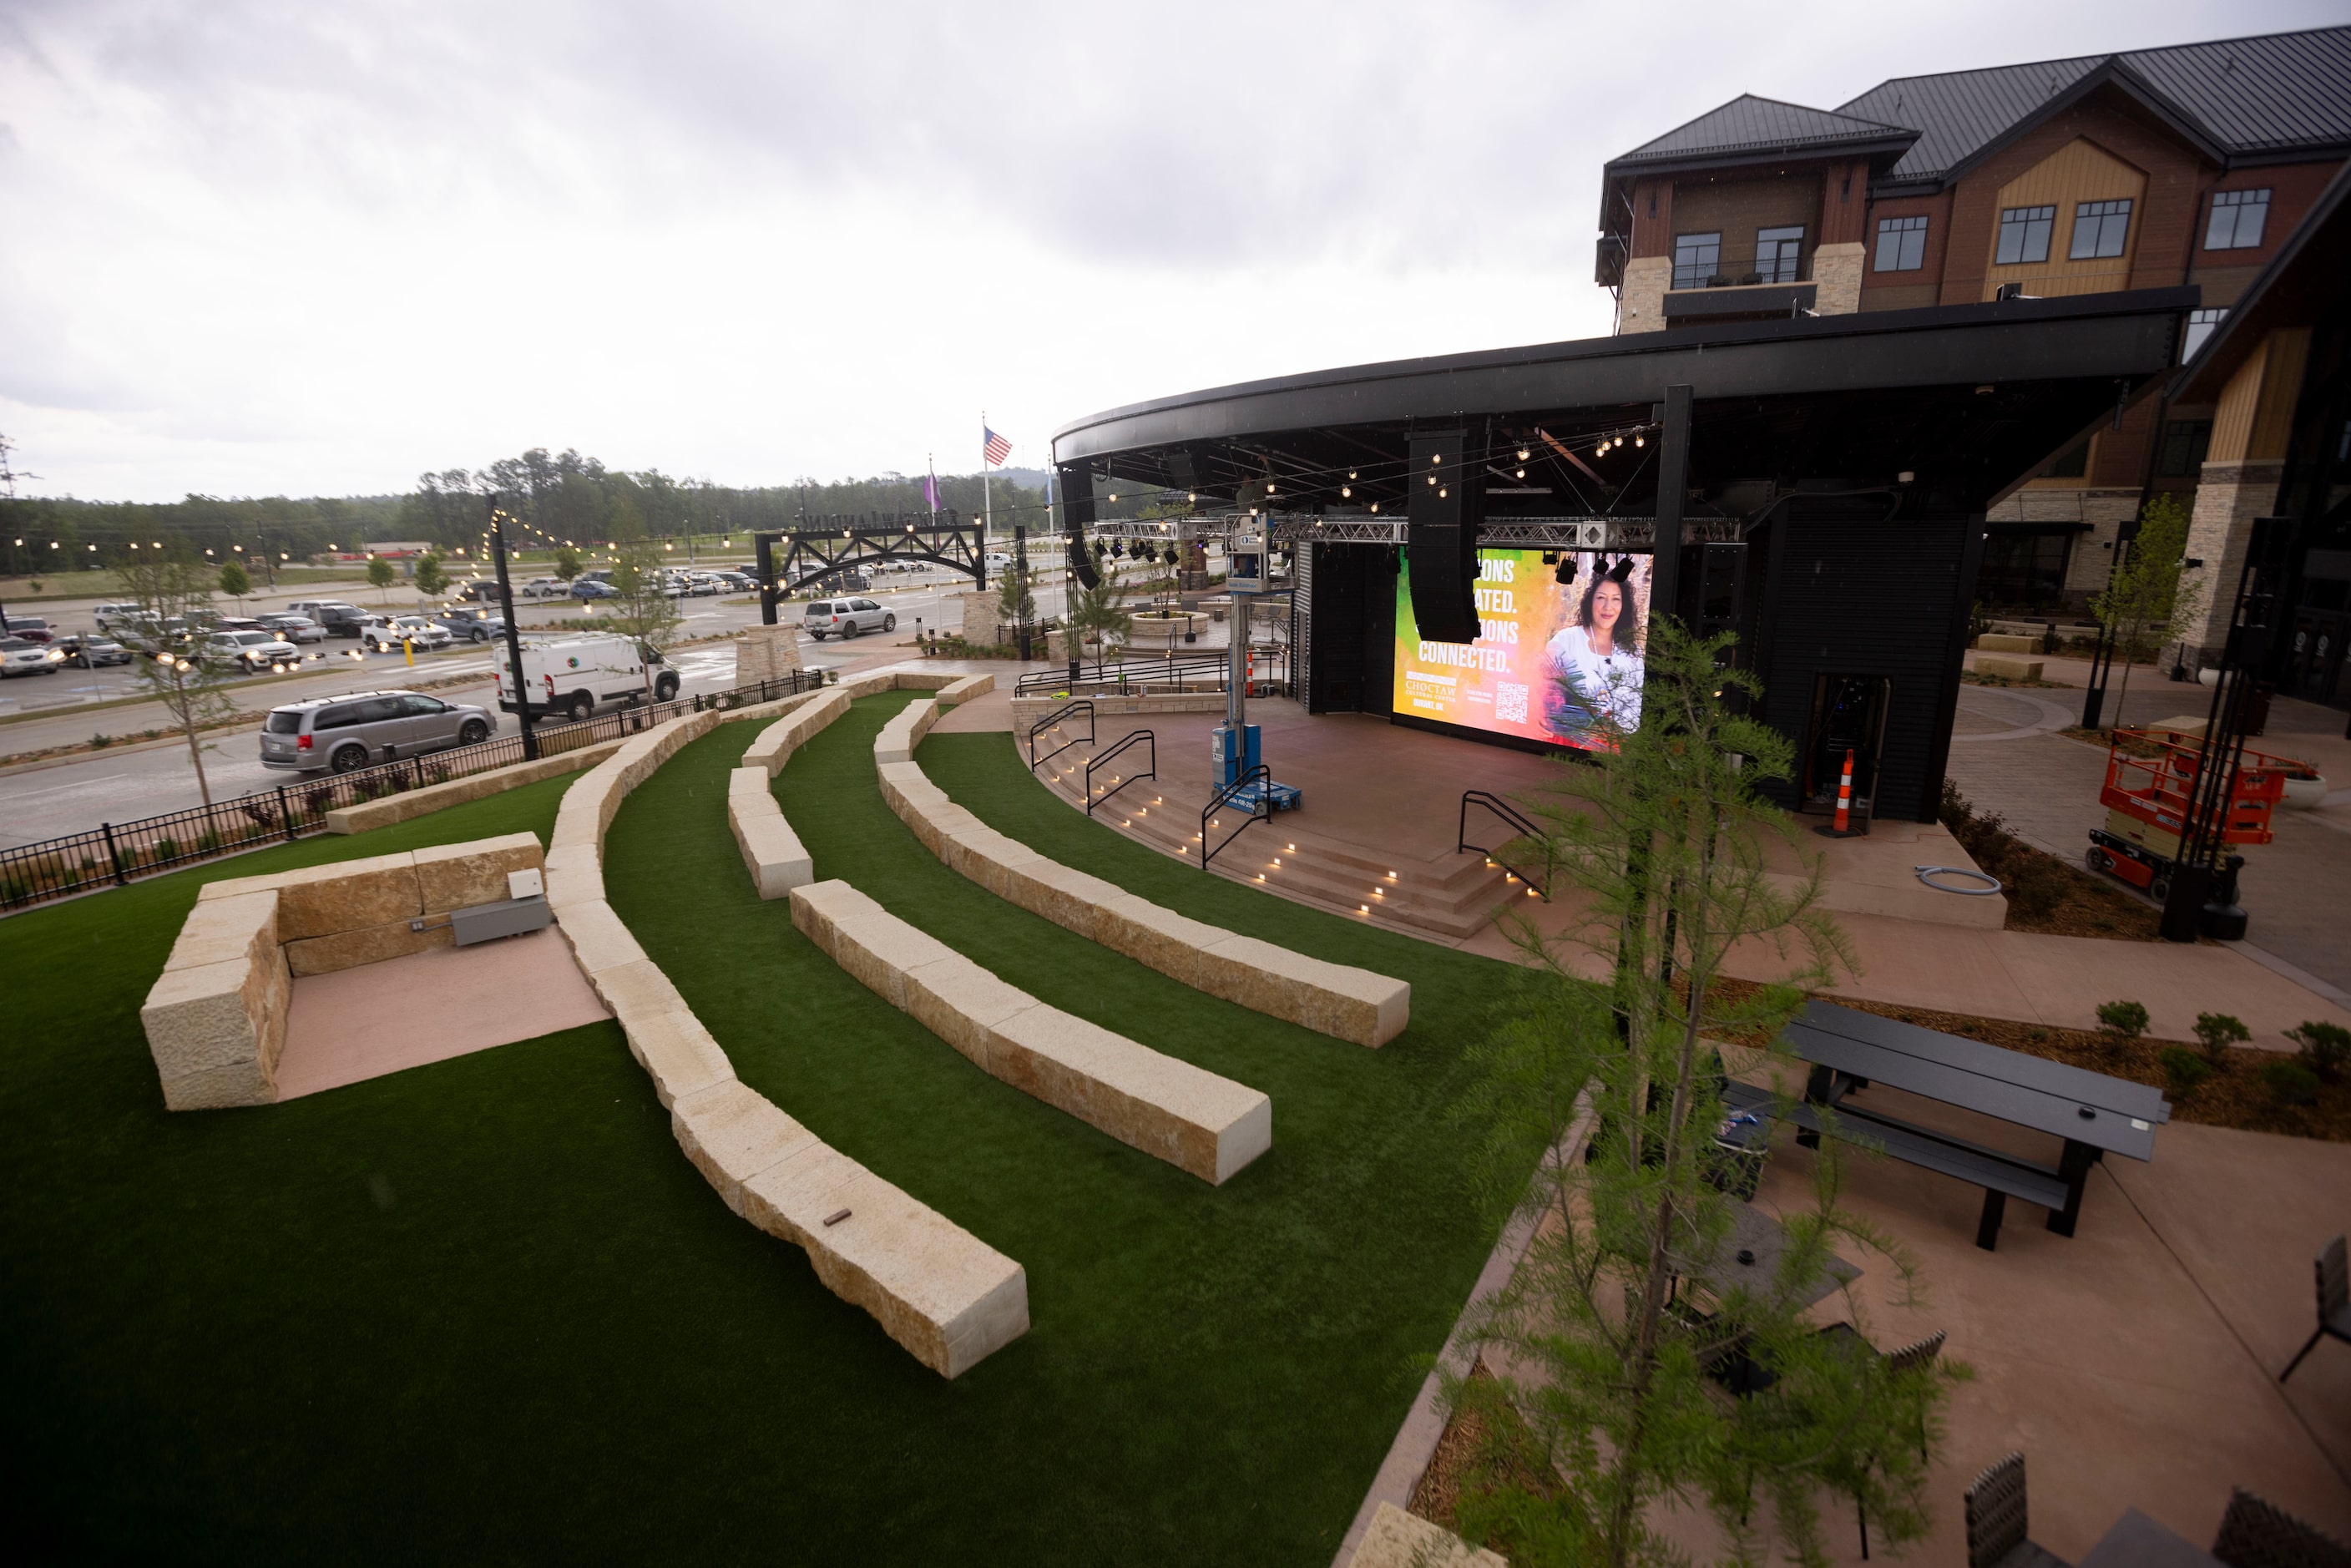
[1406,429,1482,645]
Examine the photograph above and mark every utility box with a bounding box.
[1210,722,1261,788]
[451,894,553,947]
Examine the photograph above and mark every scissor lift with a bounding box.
[2084,727,2300,900]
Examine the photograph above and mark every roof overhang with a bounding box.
[1054,291,2196,518]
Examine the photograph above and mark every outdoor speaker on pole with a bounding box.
[1058,461,1100,589]
[1406,428,1481,645]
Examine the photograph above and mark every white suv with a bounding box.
[803,597,895,640]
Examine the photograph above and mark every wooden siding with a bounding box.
[1983,137,2151,299]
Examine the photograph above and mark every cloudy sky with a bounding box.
[0,0,2337,502]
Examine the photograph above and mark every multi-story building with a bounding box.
[1595,26,2350,651]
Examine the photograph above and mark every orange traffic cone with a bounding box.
[1815,749,1861,837]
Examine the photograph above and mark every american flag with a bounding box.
[983,427,1012,468]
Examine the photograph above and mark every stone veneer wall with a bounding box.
[1812,241,1864,315]
[1984,486,2145,597]
[876,752,1412,1048]
[544,667,1030,1378]
[1616,255,1670,334]
[732,622,803,688]
[791,878,1272,1185]
[139,832,548,1110]
[2179,458,2285,660]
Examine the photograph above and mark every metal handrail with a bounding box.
[1459,789,1553,901]
[1025,699,1093,770]
[1015,650,1231,696]
[1201,766,1272,870]
[1085,730,1155,817]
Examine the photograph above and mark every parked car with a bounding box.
[212,615,267,635]
[200,629,302,672]
[259,689,496,774]
[684,573,723,595]
[493,635,675,721]
[255,613,325,644]
[804,596,895,640]
[569,579,619,600]
[519,576,567,599]
[55,634,132,667]
[456,579,503,602]
[286,600,368,638]
[92,601,147,635]
[0,635,63,676]
[119,614,193,652]
[2,615,55,643]
[360,615,454,652]
[436,606,508,642]
[713,570,756,591]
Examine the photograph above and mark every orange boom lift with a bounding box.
[2084,727,2305,901]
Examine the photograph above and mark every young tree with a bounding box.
[554,545,583,582]
[413,552,448,601]
[996,564,1035,649]
[115,547,240,807]
[1064,567,1132,674]
[367,556,397,602]
[2091,493,2207,726]
[1442,623,1955,1567]
[217,559,251,605]
[605,531,685,702]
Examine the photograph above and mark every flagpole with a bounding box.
[981,412,993,546]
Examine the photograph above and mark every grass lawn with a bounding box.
[2,698,1529,1563]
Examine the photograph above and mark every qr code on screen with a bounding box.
[1495,682,1529,723]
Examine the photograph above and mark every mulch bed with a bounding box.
[1937,779,2170,941]
[1408,1363,1554,1541]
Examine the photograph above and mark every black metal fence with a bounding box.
[0,666,830,914]
[1014,645,1291,697]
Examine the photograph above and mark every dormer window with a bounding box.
[1995,205,2055,265]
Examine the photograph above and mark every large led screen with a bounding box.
[1393,548,1653,750]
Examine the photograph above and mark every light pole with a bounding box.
[488,493,538,761]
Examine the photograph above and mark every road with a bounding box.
[0,567,1029,847]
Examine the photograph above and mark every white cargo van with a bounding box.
[493,635,678,723]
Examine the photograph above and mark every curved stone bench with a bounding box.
[791,879,1272,1185]
[543,680,1029,1378]
[875,752,1410,1049]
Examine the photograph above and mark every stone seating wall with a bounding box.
[872,752,1410,1049]
[139,831,548,1110]
[541,670,1028,1378]
[790,878,1272,1185]
[324,738,626,834]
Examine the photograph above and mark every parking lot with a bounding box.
[0,559,1030,847]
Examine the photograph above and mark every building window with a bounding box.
[2156,420,2213,478]
[2070,198,2133,260]
[1754,225,1805,283]
[2041,438,2091,479]
[1995,205,2055,265]
[1978,529,2075,609]
[2182,307,2227,362]
[1672,231,1722,290]
[1874,215,1928,271]
[2206,188,2271,250]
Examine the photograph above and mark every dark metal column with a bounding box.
[488,494,538,762]
[755,533,778,625]
[1649,384,1693,626]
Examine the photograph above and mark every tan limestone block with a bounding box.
[777,1166,1030,1378]
[741,819,813,900]
[541,842,606,912]
[937,673,993,706]
[943,827,1047,900]
[164,889,280,973]
[670,1080,822,1215]
[589,956,690,1023]
[996,858,1122,941]
[267,851,424,940]
[739,1138,870,1245]
[284,917,454,977]
[887,670,954,692]
[414,831,545,914]
[142,956,265,1078]
[1347,1503,1504,1568]
[1196,933,1409,1046]
[786,879,862,961]
[198,867,286,903]
[616,1004,736,1108]
[554,898,649,976]
[983,1005,1271,1184]
[838,671,893,698]
[1974,654,2044,681]
[159,1057,277,1111]
[827,898,959,1010]
[900,954,1039,1068]
[1093,893,1225,985]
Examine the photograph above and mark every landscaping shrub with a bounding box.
[90,732,111,749]
[152,837,179,863]
[2286,1020,2350,1083]
[2194,1011,2250,1066]
[2158,1046,2213,1100]
[196,829,223,852]
[2096,999,2149,1047]
[2263,1059,2322,1109]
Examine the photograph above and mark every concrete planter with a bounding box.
[2280,775,2328,811]
[1129,613,1206,646]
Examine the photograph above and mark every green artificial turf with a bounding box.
[0,701,1528,1564]
[591,692,1524,1563]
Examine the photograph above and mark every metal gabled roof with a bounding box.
[1836,23,2351,184]
[1609,94,1916,170]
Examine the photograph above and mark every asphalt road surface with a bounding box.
[0,569,1026,848]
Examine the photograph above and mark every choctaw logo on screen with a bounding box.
[1393,548,1651,751]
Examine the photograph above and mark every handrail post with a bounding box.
[101,822,128,886]
[278,785,297,842]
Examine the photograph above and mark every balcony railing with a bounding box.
[1670,250,1812,291]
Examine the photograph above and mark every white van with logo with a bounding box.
[493,635,678,723]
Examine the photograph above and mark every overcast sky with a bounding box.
[1,0,2338,502]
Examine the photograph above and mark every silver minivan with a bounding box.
[804,596,895,640]
[260,689,496,773]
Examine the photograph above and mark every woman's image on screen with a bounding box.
[1544,555,1646,744]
